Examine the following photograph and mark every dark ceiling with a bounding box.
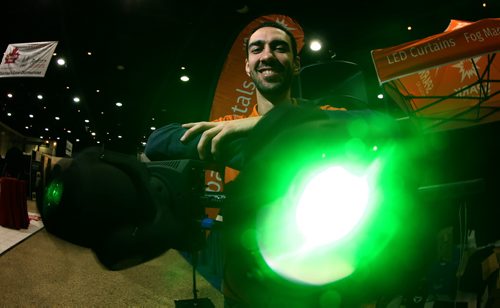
[1,0,497,155]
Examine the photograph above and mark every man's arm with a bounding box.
[180,116,261,161]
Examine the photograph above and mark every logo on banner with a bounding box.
[452,56,481,82]
[4,47,20,64]
[0,41,58,78]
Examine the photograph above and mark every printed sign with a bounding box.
[0,41,58,78]
[371,18,500,131]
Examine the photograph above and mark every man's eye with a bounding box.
[250,47,262,53]
[275,45,288,52]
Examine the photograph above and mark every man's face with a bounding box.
[245,27,299,98]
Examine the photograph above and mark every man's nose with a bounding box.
[260,45,275,60]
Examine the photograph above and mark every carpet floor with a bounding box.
[0,201,224,307]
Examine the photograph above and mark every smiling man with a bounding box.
[179,22,303,162]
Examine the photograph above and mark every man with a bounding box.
[145,21,399,307]
[145,21,344,178]
[176,22,345,164]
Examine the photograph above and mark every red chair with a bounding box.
[0,177,30,229]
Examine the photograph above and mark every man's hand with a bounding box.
[180,116,261,161]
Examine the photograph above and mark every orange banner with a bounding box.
[372,18,500,84]
[371,18,500,132]
[205,15,304,193]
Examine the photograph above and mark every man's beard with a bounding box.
[252,69,293,99]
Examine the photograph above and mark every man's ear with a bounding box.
[245,58,251,77]
[293,56,301,75]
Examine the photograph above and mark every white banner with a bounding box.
[0,41,58,78]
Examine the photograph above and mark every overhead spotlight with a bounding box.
[73,97,80,103]
[309,40,322,51]
[55,116,60,120]
[37,94,43,100]
[7,112,12,116]
[115,102,123,107]
[377,94,384,99]
[407,26,412,31]
[150,126,156,131]
[57,58,66,66]
[180,75,190,82]
[7,93,13,98]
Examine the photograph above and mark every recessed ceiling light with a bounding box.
[29,114,34,118]
[37,94,43,100]
[45,128,49,131]
[73,96,80,103]
[87,51,92,56]
[180,75,190,82]
[7,93,13,98]
[309,40,322,51]
[91,132,96,136]
[85,119,90,123]
[7,112,12,116]
[115,102,123,107]
[55,116,60,120]
[57,58,66,65]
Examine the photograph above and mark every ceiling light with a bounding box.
[118,135,123,139]
[180,75,190,82]
[407,26,412,31]
[91,132,96,136]
[87,52,92,56]
[115,102,123,107]
[55,116,60,120]
[29,114,34,118]
[181,66,186,70]
[7,112,12,116]
[309,40,322,51]
[57,58,66,66]
[377,94,384,99]
[96,89,100,93]
[85,119,90,123]
[37,94,43,100]
[73,97,80,103]
[25,126,29,129]
[7,93,13,98]
[76,139,80,142]
[45,128,49,131]
[67,130,71,133]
